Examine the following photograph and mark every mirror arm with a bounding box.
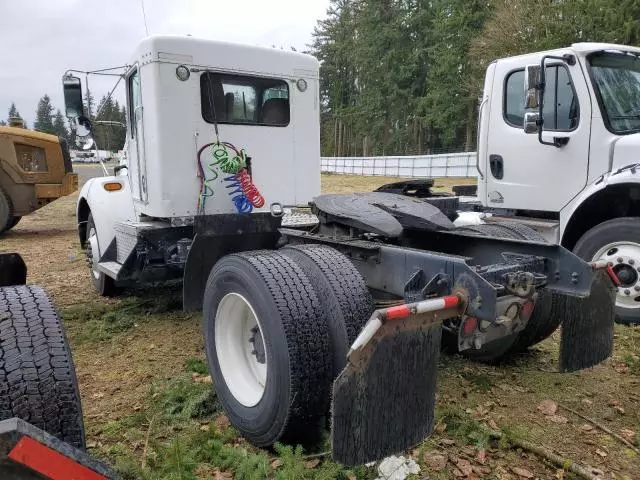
[536,54,576,148]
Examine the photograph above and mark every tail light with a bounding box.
[520,300,535,321]
[462,316,478,336]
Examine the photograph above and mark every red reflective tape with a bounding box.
[606,265,621,286]
[386,304,411,320]
[8,436,107,480]
[443,295,459,309]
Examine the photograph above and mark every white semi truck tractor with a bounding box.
[468,43,640,325]
[63,36,618,466]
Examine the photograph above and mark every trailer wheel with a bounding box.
[0,187,13,234]
[86,214,118,296]
[573,217,640,325]
[202,251,332,447]
[282,244,375,378]
[0,285,85,449]
[451,223,561,360]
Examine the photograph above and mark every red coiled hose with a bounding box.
[235,169,265,208]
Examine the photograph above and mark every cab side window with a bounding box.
[504,65,579,131]
[128,69,141,138]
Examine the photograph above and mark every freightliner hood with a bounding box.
[612,133,640,171]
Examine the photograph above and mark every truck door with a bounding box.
[483,56,591,212]
[125,66,147,202]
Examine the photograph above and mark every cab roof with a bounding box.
[498,42,640,64]
[0,126,60,143]
[129,35,319,79]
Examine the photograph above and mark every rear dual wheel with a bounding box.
[202,247,373,447]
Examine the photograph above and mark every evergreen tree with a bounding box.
[52,109,69,140]
[7,102,26,127]
[34,95,55,135]
[311,0,640,156]
[92,95,127,151]
[0,120,6,126]
[84,89,95,119]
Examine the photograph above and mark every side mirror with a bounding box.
[524,112,540,134]
[62,75,85,120]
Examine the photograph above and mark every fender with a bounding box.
[560,167,640,243]
[76,176,137,259]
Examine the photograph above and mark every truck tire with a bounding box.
[86,214,118,297]
[0,285,85,449]
[7,216,21,230]
[573,217,640,325]
[202,251,332,447]
[282,244,375,378]
[451,223,561,361]
[0,187,13,234]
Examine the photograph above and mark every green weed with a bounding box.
[151,376,217,420]
[61,290,191,344]
[460,371,493,392]
[185,358,208,375]
[437,407,490,448]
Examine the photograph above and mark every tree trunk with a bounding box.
[464,101,475,152]
[333,117,339,157]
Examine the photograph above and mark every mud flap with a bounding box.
[0,253,26,287]
[559,269,616,372]
[0,418,115,479]
[331,296,460,466]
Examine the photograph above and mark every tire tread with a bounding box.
[0,285,85,448]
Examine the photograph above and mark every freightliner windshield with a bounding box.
[589,51,640,134]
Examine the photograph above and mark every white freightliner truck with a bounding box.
[470,42,640,324]
[63,35,617,465]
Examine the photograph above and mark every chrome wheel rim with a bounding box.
[593,241,640,309]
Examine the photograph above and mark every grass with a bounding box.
[97,363,377,480]
[61,287,187,344]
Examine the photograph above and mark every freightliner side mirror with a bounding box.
[62,74,95,149]
[62,75,84,119]
[523,65,542,134]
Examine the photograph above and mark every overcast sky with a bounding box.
[0,0,330,126]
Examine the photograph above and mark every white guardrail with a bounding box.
[321,152,477,178]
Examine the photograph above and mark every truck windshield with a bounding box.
[589,51,640,134]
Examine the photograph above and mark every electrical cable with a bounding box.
[195,73,264,214]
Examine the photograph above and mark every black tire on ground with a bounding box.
[573,217,640,325]
[0,285,85,449]
[451,222,561,361]
[86,214,118,297]
[282,244,375,378]
[202,251,332,447]
[0,187,13,234]
[7,216,21,230]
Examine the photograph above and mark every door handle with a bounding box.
[489,154,504,180]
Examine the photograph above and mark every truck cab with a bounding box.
[477,43,640,323]
[67,35,320,295]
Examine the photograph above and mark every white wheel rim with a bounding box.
[593,241,640,309]
[215,293,267,407]
[87,227,100,280]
